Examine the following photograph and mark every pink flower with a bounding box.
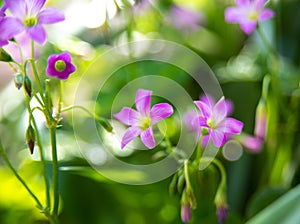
[114,89,173,149]
[0,0,65,45]
[46,52,76,80]
[239,134,263,153]
[194,95,243,147]
[225,0,275,34]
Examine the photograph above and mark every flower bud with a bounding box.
[0,48,13,62]
[24,76,32,98]
[181,190,192,223]
[26,125,35,154]
[177,173,185,195]
[254,98,267,140]
[95,116,113,133]
[169,172,178,196]
[214,186,228,224]
[216,204,229,224]
[14,74,23,90]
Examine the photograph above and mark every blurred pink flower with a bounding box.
[225,0,275,34]
[239,134,263,153]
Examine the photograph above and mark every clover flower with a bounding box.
[194,95,243,147]
[225,0,275,34]
[114,89,173,149]
[0,0,65,45]
[46,52,76,80]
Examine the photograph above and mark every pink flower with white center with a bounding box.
[114,89,173,149]
[0,0,65,45]
[225,0,275,34]
[194,95,243,147]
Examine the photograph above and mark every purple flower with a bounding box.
[181,203,192,223]
[225,0,275,34]
[114,89,173,149]
[194,95,243,147]
[0,4,8,47]
[46,52,76,80]
[0,0,65,45]
[169,5,204,30]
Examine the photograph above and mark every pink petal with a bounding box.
[225,7,246,23]
[57,51,72,62]
[141,127,155,149]
[254,0,266,9]
[236,0,250,7]
[239,134,263,153]
[150,103,173,125]
[259,9,275,21]
[210,130,226,147]
[5,0,26,18]
[212,97,227,124]
[0,17,25,40]
[194,101,211,118]
[121,126,141,149]
[200,95,215,109]
[223,117,244,134]
[225,100,234,116]
[240,20,257,34]
[184,111,199,131]
[135,89,152,116]
[114,107,140,126]
[38,7,65,24]
[27,24,46,44]
[0,39,8,47]
[26,0,46,15]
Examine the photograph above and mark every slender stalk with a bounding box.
[0,140,43,209]
[50,127,59,218]
[196,135,203,162]
[184,160,192,191]
[30,41,44,95]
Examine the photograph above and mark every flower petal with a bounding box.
[225,100,234,116]
[225,7,245,23]
[27,24,46,44]
[223,117,244,134]
[57,51,72,62]
[5,0,26,18]
[210,130,226,147]
[239,134,263,153]
[0,39,8,47]
[200,95,215,109]
[236,0,250,7]
[212,97,227,124]
[141,127,155,149]
[240,20,257,34]
[114,107,140,126]
[38,7,65,24]
[194,100,211,118]
[150,103,173,125]
[0,17,25,40]
[121,126,141,149]
[26,0,46,15]
[259,9,275,21]
[135,89,152,115]
[254,0,266,9]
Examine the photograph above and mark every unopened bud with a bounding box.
[24,76,32,98]
[254,98,267,140]
[14,74,23,90]
[181,190,192,223]
[216,204,229,224]
[169,172,178,196]
[95,116,113,133]
[0,48,13,62]
[214,185,228,224]
[26,125,35,154]
[177,173,185,195]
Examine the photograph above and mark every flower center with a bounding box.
[207,118,217,129]
[248,11,259,21]
[54,60,66,72]
[24,16,38,27]
[140,117,151,130]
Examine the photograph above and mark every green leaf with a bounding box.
[246,184,300,224]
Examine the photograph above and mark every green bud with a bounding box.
[169,172,178,196]
[24,76,32,98]
[14,74,24,90]
[177,173,186,195]
[0,48,13,62]
[95,116,113,133]
[26,125,35,154]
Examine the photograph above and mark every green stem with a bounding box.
[257,24,277,56]
[30,41,44,95]
[0,140,43,209]
[184,160,192,191]
[50,127,59,219]
[196,135,203,162]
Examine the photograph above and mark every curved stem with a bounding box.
[30,41,44,96]
[0,140,43,209]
